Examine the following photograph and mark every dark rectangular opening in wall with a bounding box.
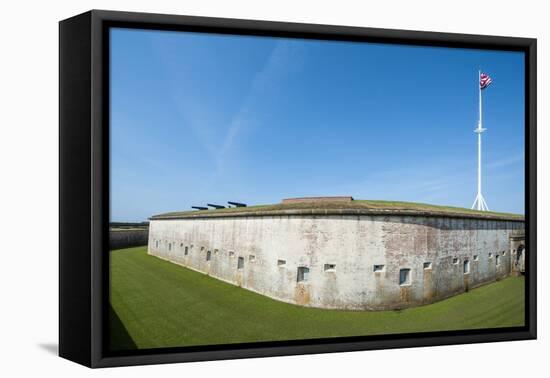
[463,260,470,274]
[297,267,310,282]
[423,262,432,270]
[206,250,211,261]
[452,258,459,265]
[184,246,188,255]
[237,256,244,269]
[473,255,479,261]
[373,265,385,272]
[277,259,286,266]
[496,255,500,266]
[399,268,411,286]
[249,255,256,262]
[324,264,336,272]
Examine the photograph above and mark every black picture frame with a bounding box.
[59,9,537,368]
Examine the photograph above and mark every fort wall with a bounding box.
[148,213,523,310]
[110,229,149,250]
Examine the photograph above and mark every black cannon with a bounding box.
[207,203,225,209]
[228,201,247,207]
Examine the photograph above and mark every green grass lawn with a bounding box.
[110,246,525,351]
[154,198,523,219]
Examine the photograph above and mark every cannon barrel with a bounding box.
[228,201,247,207]
[207,203,225,209]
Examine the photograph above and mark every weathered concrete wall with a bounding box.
[148,215,523,310]
[110,229,149,250]
[510,232,526,275]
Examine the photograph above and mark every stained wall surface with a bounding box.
[148,215,523,310]
[110,229,149,250]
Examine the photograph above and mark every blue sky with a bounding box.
[110,28,525,222]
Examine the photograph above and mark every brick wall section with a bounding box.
[110,229,149,250]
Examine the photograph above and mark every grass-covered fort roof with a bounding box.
[150,198,524,222]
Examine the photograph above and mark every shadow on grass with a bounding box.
[109,304,138,351]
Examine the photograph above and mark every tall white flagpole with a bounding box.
[472,70,489,211]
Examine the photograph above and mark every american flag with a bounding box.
[480,72,493,90]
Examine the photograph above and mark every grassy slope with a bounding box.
[110,246,525,350]
[154,199,523,219]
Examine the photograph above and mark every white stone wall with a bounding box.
[148,215,523,310]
